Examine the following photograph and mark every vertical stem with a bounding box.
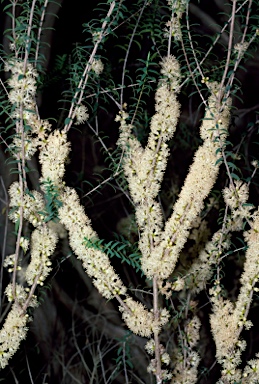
[35,0,49,64]
[120,0,148,106]
[12,205,23,301]
[12,112,26,300]
[219,0,236,101]
[0,178,9,310]
[153,276,162,383]
[12,0,18,58]
[23,0,37,73]
[167,8,173,57]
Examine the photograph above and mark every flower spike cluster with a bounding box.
[210,208,259,383]
[26,226,58,286]
[117,58,231,282]
[39,130,70,186]
[58,187,127,300]
[5,61,51,159]
[58,186,168,336]
[117,55,181,280]
[145,83,231,280]
[0,305,30,369]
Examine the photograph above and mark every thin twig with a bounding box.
[23,0,37,73]
[153,276,162,383]
[35,0,49,64]
[120,0,149,106]
[0,177,9,312]
[64,1,116,133]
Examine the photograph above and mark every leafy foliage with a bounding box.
[84,235,143,275]
[41,178,62,222]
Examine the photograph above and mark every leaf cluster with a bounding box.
[41,177,62,222]
[84,235,143,275]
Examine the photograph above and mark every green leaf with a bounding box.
[64,117,71,125]
[230,173,240,180]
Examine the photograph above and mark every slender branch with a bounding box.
[22,271,41,313]
[64,1,116,133]
[87,121,133,205]
[179,0,250,91]
[82,170,123,199]
[0,177,8,311]
[23,0,37,73]
[153,276,162,383]
[35,0,49,64]
[186,3,204,80]
[12,205,23,301]
[11,0,18,58]
[219,0,237,101]
[120,0,148,106]
[180,24,206,107]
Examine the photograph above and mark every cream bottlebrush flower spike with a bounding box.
[185,180,251,296]
[145,82,231,280]
[58,187,127,300]
[117,58,231,282]
[3,64,68,368]
[117,55,181,279]
[0,305,30,369]
[1,225,57,369]
[58,187,169,337]
[210,209,259,383]
[33,114,156,336]
[56,58,182,339]
[39,130,70,186]
[5,61,51,160]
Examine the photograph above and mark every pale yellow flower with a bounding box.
[91,58,104,75]
[0,305,30,369]
[74,104,89,125]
